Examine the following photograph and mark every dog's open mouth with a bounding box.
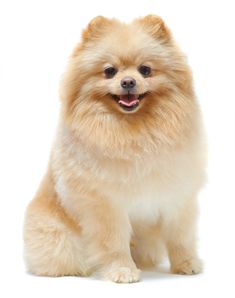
[110,93,147,112]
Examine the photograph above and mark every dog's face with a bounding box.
[61,16,195,155]
[87,19,167,114]
[101,63,150,113]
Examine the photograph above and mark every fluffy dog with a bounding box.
[24,15,206,283]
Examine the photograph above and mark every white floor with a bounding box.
[2,258,232,298]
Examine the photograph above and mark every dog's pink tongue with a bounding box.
[118,94,139,107]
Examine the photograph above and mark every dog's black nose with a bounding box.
[121,77,136,90]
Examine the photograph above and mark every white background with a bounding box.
[0,0,235,297]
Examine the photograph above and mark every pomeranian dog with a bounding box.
[24,15,206,283]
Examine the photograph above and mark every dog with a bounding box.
[24,15,206,283]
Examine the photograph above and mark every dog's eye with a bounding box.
[138,65,151,77]
[104,67,118,79]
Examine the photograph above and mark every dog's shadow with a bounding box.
[91,263,192,283]
[141,263,202,282]
[141,267,182,281]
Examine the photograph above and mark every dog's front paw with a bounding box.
[104,266,141,283]
[171,258,203,275]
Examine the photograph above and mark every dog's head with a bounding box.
[60,16,195,155]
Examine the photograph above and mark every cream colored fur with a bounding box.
[24,15,206,283]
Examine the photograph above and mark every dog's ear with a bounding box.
[82,16,112,41]
[137,15,171,41]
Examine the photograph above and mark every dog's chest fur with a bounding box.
[102,154,196,224]
[54,132,202,226]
